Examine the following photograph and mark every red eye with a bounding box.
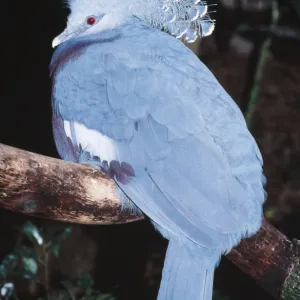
[86,16,96,25]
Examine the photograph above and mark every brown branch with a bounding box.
[0,143,142,225]
[0,143,299,299]
[228,219,300,300]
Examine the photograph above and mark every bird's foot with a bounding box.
[78,147,102,169]
[108,161,135,184]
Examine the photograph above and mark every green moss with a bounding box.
[281,244,300,300]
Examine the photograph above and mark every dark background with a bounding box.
[2,0,300,299]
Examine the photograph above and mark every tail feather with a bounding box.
[158,239,217,300]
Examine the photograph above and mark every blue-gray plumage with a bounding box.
[50,1,266,299]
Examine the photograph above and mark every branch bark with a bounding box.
[0,143,299,299]
[0,143,141,225]
[228,219,300,300]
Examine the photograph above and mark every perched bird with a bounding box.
[50,0,266,299]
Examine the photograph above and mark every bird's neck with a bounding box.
[50,31,121,77]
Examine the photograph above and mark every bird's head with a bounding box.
[52,0,215,48]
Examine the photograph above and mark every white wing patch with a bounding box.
[63,120,118,163]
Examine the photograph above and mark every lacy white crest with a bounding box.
[161,0,216,42]
[66,0,216,43]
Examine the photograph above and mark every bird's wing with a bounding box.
[53,30,265,248]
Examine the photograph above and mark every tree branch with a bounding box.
[0,143,142,224]
[228,219,300,300]
[0,143,299,299]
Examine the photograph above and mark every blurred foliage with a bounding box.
[0,221,230,300]
[0,222,116,300]
[244,0,280,130]
[213,290,230,300]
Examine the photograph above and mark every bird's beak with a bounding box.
[52,36,62,48]
[52,31,70,48]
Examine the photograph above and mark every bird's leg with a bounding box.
[77,144,102,169]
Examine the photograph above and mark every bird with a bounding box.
[50,0,266,299]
